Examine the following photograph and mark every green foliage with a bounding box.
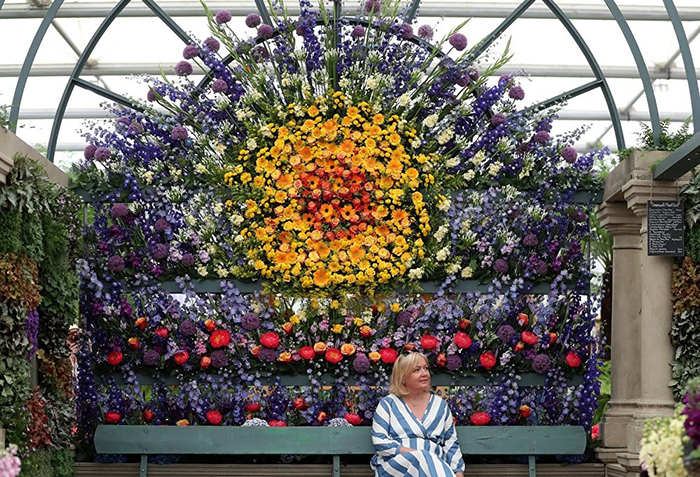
[618,118,694,161]
[44,396,76,451]
[0,209,21,253]
[51,449,74,477]
[19,448,54,477]
[0,155,53,214]
[20,213,45,263]
[688,227,700,264]
[593,360,611,425]
[670,308,700,399]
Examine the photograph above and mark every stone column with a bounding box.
[596,201,642,465]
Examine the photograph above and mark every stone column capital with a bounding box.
[622,179,687,219]
[597,201,642,238]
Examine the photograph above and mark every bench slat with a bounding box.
[94,425,585,456]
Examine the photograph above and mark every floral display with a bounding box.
[68,0,602,463]
[683,377,700,466]
[640,405,688,477]
[0,445,21,477]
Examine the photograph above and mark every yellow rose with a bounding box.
[332,324,344,334]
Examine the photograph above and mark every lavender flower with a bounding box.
[245,13,262,28]
[446,354,462,371]
[174,61,193,76]
[143,349,161,366]
[449,33,467,51]
[509,86,525,100]
[257,24,274,39]
[417,24,433,40]
[210,350,229,368]
[180,320,197,337]
[26,309,39,359]
[215,10,232,24]
[203,37,220,52]
[493,259,509,274]
[171,126,188,141]
[107,255,125,273]
[561,146,578,164]
[353,353,371,374]
[532,354,551,374]
[110,203,129,218]
[497,324,515,343]
[94,147,111,161]
[83,144,97,159]
[183,45,199,59]
[212,79,228,93]
[241,313,260,330]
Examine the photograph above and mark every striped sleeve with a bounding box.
[372,399,401,457]
[442,403,465,473]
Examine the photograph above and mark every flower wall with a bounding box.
[70,0,603,463]
[0,156,80,477]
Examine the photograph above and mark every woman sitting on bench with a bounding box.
[371,351,465,477]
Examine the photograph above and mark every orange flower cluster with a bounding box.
[225,93,439,291]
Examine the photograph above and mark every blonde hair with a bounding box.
[389,352,429,397]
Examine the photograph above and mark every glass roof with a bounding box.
[1,0,698,171]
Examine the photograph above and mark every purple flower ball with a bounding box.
[252,45,269,61]
[171,126,188,141]
[456,73,469,87]
[183,44,199,59]
[490,113,506,127]
[396,310,412,327]
[146,89,157,101]
[467,67,480,81]
[493,259,509,274]
[174,60,193,76]
[533,130,550,144]
[399,23,413,40]
[449,33,467,51]
[181,253,195,267]
[365,0,380,13]
[509,86,525,100]
[258,348,277,363]
[532,354,551,374]
[522,233,538,247]
[257,24,274,39]
[84,144,97,160]
[212,79,228,93]
[203,37,220,52]
[295,24,305,36]
[446,354,462,371]
[180,319,197,337]
[351,25,366,38]
[94,147,111,161]
[353,353,371,374]
[245,13,261,28]
[571,208,588,223]
[535,260,548,275]
[143,349,161,366]
[210,350,229,368]
[215,10,232,24]
[107,255,125,273]
[417,24,433,40]
[497,324,515,343]
[154,218,170,233]
[110,203,129,218]
[152,243,169,260]
[241,313,260,330]
[561,146,578,164]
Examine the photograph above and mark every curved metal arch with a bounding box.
[0,0,5,13]
[604,0,661,145]
[664,0,699,134]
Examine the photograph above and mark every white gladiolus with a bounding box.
[639,408,687,477]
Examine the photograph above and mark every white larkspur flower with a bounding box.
[197,265,208,277]
[143,171,154,184]
[461,266,473,278]
[216,266,229,278]
[488,162,502,176]
[437,198,451,212]
[446,262,461,275]
[434,224,449,242]
[234,234,244,243]
[398,93,411,107]
[422,114,439,128]
[471,150,485,166]
[437,127,454,145]
[445,157,460,168]
[366,76,378,89]
[503,185,519,199]
[462,169,476,181]
[230,214,244,226]
[186,214,196,226]
[411,138,422,149]
[246,138,258,150]
[213,202,223,215]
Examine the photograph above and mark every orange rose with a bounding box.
[368,351,381,362]
[282,322,293,334]
[176,419,190,426]
[313,342,327,353]
[128,337,140,349]
[251,345,261,357]
[340,343,356,356]
[135,317,147,330]
[359,325,372,337]
[277,352,292,363]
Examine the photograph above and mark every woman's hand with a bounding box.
[399,446,417,454]
[455,473,464,477]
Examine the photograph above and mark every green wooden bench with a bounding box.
[94,424,586,477]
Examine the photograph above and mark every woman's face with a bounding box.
[403,356,431,393]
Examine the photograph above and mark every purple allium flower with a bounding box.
[110,203,129,218]
[203,37,220,52]
[183,44,199,59]
[245,13,261,28]
[143,349,161,366]
[257,24,274,39]
[509,86,525,100]
[561,146,578,164]
[535,260,548,275]
[258,348,277,363]
[417,24,433,40]
[154,218,170,233]
[493,259,509,274]
[399,23,413,40]
[365,0,380,13]
[84,144,97,160]
[456,73,469,87]
[94,147,111,161]
[449,33,467,51]
[210,350,229,368]
[490,113,507,127]
[396,310,412,327]
[181,253,195,266]
[571,208,588,223]
[174,60,193,76]
[351,25,366,38]
[107,255,125,273]
[215,10,232,24]
[171,126,188,141]
[212,79,228,93]
[446,354,462,371]
[497,324,515,343]
[147,89,157,101]
[532,354,551,374]
[241,313,260,330]
[522,233,538,247]
[252,45,269,61]
[180,319,197,337]
[152,243,169,260]
[533,130,550,144]
[467,67,480,81]
[353,353,371,374]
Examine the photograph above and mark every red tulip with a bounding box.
[420,335,438,351]
[269,420,287,427]
[107,351,123,366]
[549,332,558,345]
[470,412,491,426]
[260,332,280,348]
[436,353,447,367]
[173,350,189,365]
[128,337,140,350]
[317,412,327,423]
[521,331,538,345]
[514,341,525,352]
[210,329,231,348]
[459,319,471,330]
[479,352,496,370]
[518,313,529,327]
[344,413,362,426]
[251,345,261,357]
[379,348,398,364]
[155,327,168,338]
[591,424,600,440]
[299,346,315,360]
[293,398,309,411]
[204,319,216,332]
[566,351,581,368]
[453,331,472,349]
[206,410,222,425]
[245,402,260,413]
[519,405,532,419]
[143,409,154,422]
[135,317,147,330]
[105,411,122,423]
[325,347,343,364]
[200,356,211,369]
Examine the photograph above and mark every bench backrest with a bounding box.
[94,425,586,456]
